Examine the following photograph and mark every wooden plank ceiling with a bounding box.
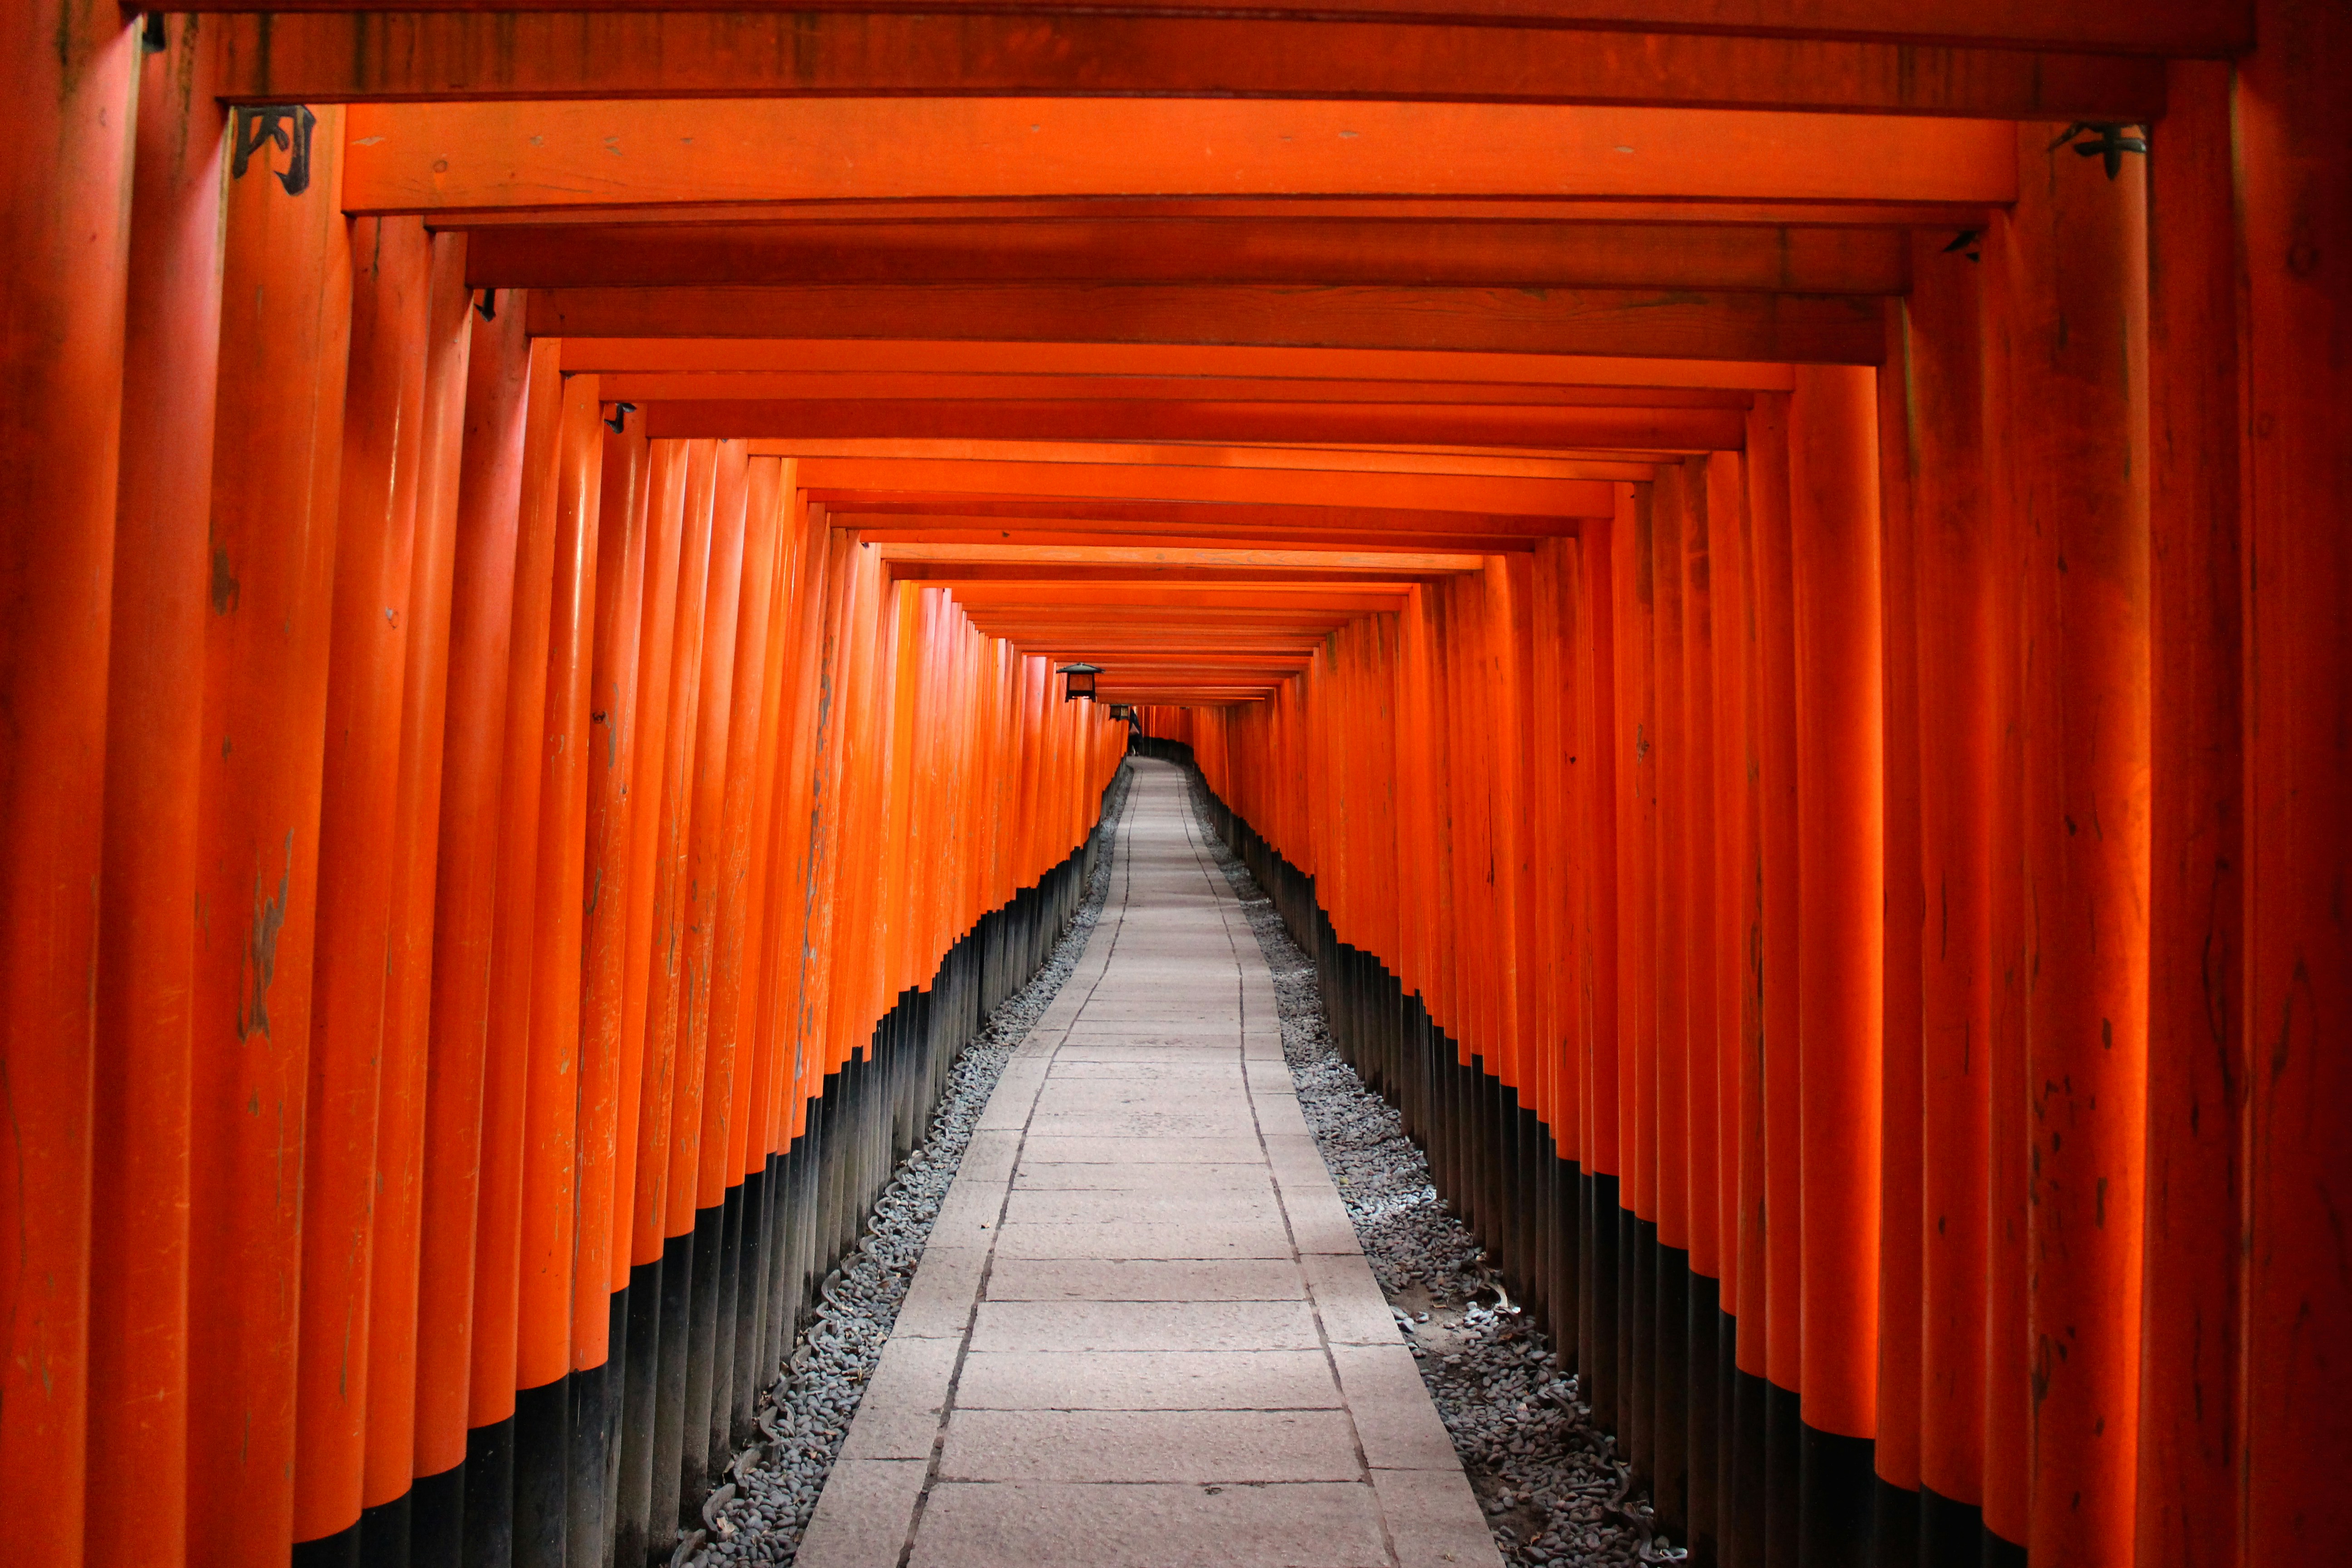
[220,0,2217,702]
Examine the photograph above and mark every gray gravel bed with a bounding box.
[687,765,1135,1567]
[1190,781,1680,1568]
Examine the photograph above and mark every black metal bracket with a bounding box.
[141,13,167,52]
[605,402,638,434]
[475,289,498,322]
[2050,122,2148,180]
[1942,228,1982,263]
[230,105,317,197]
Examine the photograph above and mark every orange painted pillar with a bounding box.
[1705,450,1765,1377]
[412,295,529,1519]
[1612,485,1659,1239]
[468,335,562,1483]
[1787,365,1885,1496]
[85,18,217,1566]
[732,463,797,1202]
[667,440,750,1247]
[2004,120,2153,1568]
[633,438,718,1539]
[580,412,651,1320]
[1651,470,1690,1274]
[1784,362,1887,1559]
[185,104,353,1568]
[1976,204,2034,1555]
[2132,63,2249,1568]
[1874,305,1926,1509]
[362,229,475,1532]
[1744,395,1804,1411]
[1681,458,1722,1296]
[519,369,611,1382]
[513,370,607,1553]
[293,211,433,1548]
[1900,228,1995,1532]
[2236,3,2352,1555]
[1573,524,1619,1202]
[613,441,691,1286]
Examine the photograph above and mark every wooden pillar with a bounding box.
[511,371,608,1563]
[2001,118,2154,1568]
[361,229,474,1536]
[0,4,136,1556]
[2237,1,2352,1555]
[410,290,528,1545]
[578,413,650,1336]
[611,441,691,1568]
[1708,449,1766,1385]
[86,18,219,1567]
[1901,228,1996,1541]
[1745,396,1805,1416]
[1786,363,1884,1563]
[2134,57,2247,1568]
[1875,299,1927,1517]
[292,210,433,1550]
[185,102,353,1568]
[465,333,562,1554]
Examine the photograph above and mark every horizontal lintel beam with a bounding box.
[206,13,2179,117]
[530,283,1885,365]
[469,218,1906,295]
[646,398,1748,451]
[348,99,2013,214]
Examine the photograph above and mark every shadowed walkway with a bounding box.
[797,760,1504,1568]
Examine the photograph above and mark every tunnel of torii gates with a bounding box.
[0,1,2347,1566]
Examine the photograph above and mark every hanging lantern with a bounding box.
[1106,703,1134,722]
[1058,662,1101,702]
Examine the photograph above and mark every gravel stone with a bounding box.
[1188,776,1682,1568]
[687,768,1136,1565]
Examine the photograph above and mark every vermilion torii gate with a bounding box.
[0,4,2342,1567]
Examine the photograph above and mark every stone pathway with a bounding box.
[795,760,1505,1568]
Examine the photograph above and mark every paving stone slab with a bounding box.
[1046,1059,1248,1081]
[839,1334,961,1460]
[895,1245,989,1337]
[1019,1134,1269,1164]
[991,1219,1298,1260]
[984,1256,1304,1302]
[1001,1186,1280,1226]
[1300,1251,1404,1345]
[1011,1161,1274,1192]
[794,1459,929,1568]
[909,1481,1392,1568]
[951,1349,1343,1410]
[938,1408,1363,1483]
[1026,1111,1261,1140]
[1330,1343,1463,1471]
[1371,1466,1508,1568]
[1049,1040,1245,1062]
[969,1298,1321,1352]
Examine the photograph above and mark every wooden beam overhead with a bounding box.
[205,12,2184,117]
[644,398,1748,450]
[793,456,1616,514]
[818,505,1571,543]
[345,100,2013,213]
[559,338,1799,391]
[466,219,1907,294]
[597,372,1756,409]
[874,543,1486,574]
[848,524,1556,553]
[531,282,1886,364]
[789,440,1644,482]
[457,197,1997,231]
